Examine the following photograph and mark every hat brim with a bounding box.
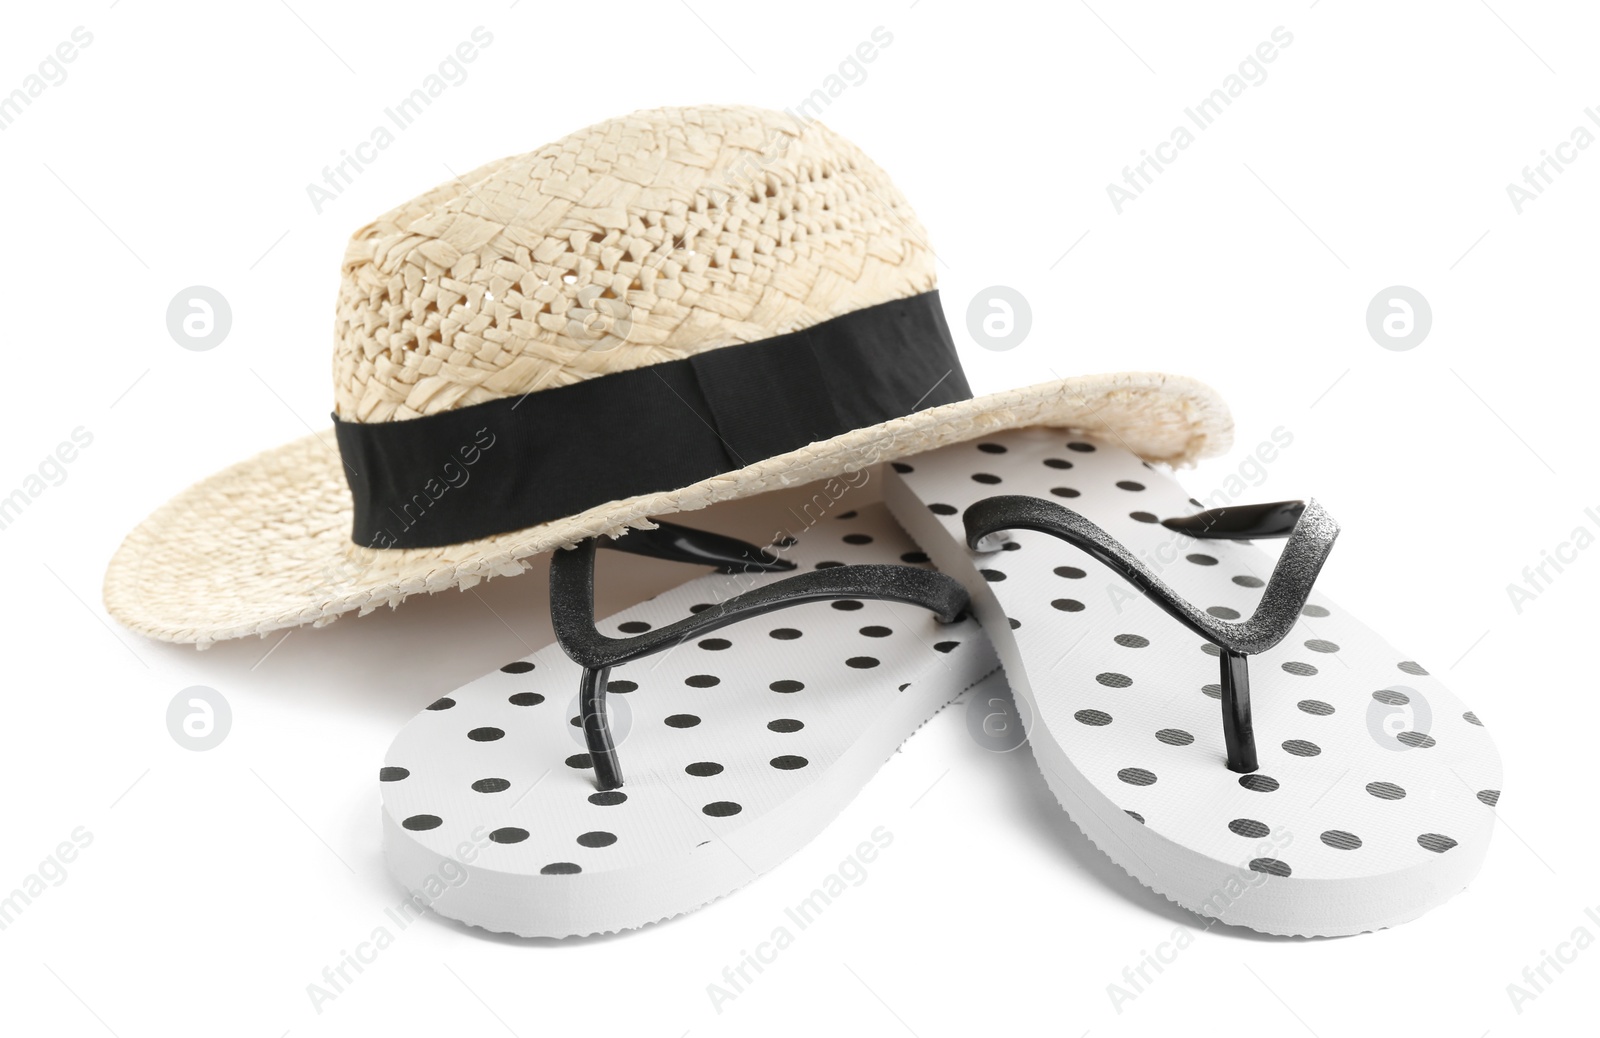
[104,372,1231,644]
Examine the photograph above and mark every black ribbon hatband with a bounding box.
[332,290,971,549]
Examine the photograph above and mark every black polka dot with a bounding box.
[1305,639,1340,653]
[1052,598,1086,612]
[689,603,715,613]
[768,718,804,733]
[685,761,723,776]
[971,473,1002,485]
[1125,810,1145,824]
[831,600,864,611]
[468,727,505,742]
[1397,731,1437,749]
[1477,789,1499,806]
[1372,688,1410,706]
[1130,511,1158,523]
[934,641,959,653]
[929,503,958,516]
[1186,554,1218,566]
[1297,700,1335,716]
[1398,661,1429,675]
[589,791,627,806]
[901,551,930,564]
[565,753,593,769]
[665,714,701,728]
[427,697,456,711]
[1229,818,1269,838]
[1366,780,1406,800]
[1239,774,1279,792]
[509,692,545,706]
[1054,566,1086,579]
[607,680,637,694]
[1417,833,1457,853]
[500,661,535,674]
[1200,643,1222,656]
[843,533,874,545]
[1321,830,1362,850]
[1207,606,1241,620]
[471,777,510,793]
[1044,458,1073,469]
[1114,633,1149,648]
[770,628,802,640]
[980,569,1007,582]
[1249,858,1292,877]
[1156,729,1194,746]
[815,561,845,569]
[541,862,582,875]
[1074,709,1113,726]
[618,620,651,634]
[379,766,409,782]
[703,801,742,817]
[685,674,720,688]
[570,715,585,729]
[891,462,914,474]
[1050,487,1082,498]
[976,442,1008,454]
[1282,739,1321,757]
[1201,683,1222,700]
[577,831,617,848]
[1008,617,1021,629]
[1096,672,1132,688]
[847,656,881,668]
[1067,441,1097,453]
[1233,575,1265,588]
[1301,604,1330,617]
[1463,711,1483,726]
[402,815,442,831]
[770,679,804,693]
[1281,661,1318,676]
[835,509,858,519]
[859,625,892,638]
[771,536,798,548]
[698,637,731,651]
[770,755,809,770]
[1116,481,1146,492]
[1118,767,1157,786]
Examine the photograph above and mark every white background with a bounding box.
[1,1,1595,1034]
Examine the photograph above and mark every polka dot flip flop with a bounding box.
[380,503,999,937]
[883,427,1501,936]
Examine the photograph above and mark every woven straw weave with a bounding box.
[104,104,1234,645]
[334,105,932,422]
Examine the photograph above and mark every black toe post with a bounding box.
[549,521,971,792]
[961,496,1338,774]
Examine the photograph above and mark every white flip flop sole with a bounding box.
[883,428,1501,936]
[380,503,998,938]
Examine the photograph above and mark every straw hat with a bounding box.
[104,104,1232,645]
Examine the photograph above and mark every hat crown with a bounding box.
[332,105,935,423]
